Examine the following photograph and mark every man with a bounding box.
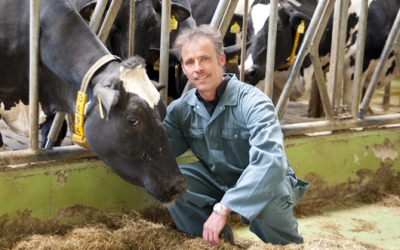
[163,25,309,246]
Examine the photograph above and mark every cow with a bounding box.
[0,0,187,203]
[0,103,68,150]
[242,0,399,117]
[242,0,315,106]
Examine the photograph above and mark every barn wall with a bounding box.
[0,126,399,232]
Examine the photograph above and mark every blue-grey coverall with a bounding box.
[163,75,309,245]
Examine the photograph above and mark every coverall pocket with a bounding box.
[286,175,310,205]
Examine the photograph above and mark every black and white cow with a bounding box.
[0,103,68,151]
[243,0,399,116]
[243,0,316,105]
[0,0,186,203]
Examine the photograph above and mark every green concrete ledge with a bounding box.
[0,127,399,234]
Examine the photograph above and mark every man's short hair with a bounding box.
[173,25,224,62]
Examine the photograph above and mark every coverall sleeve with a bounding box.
[221,88,288,221]
[163,99,190,157]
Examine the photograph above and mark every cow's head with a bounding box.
[243,2,311,85]
[84,56,187,203]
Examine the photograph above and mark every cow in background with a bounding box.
[0,0,186,203]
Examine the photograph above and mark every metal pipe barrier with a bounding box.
[264,0,279,98]
[29,0,40,151]
[98,0,123,44]
[218,0,240,39]
[328,0,349,113]
[0,146,95,166]
[89,0,109,33]
[351,0,368,118]
[282,114,400,136]
[276,0,334,120]
[159,0,171,102]
[129,0,136,57]
[210,0,231,28]
[359,9,400,118]
[44,111,68,149]
[240,0,249,82]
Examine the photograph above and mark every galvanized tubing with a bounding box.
[328,0,349,113]
[239,0,249,82]
[351,0,369,118]
[359,9,400,118]
[210,0,231,28]
[44,112,67,149]
[0,146,95,166]
[129,0,136,57]
[89,0,109,33]
[29,0,40,151]
[281,114,400,136]
[264,0,279,98]
[98,0,123,44]
[218,0,240,39]
[275,0,335,120]
[159,0,171,102]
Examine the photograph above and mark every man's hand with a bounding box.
[203,212,228,246]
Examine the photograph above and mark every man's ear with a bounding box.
[219,53,226,67]
[93,83,120,120]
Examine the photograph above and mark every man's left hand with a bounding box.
[203,212,228,246]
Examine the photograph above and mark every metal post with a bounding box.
[89,0,108,33]
[264,0,279,98]
[359,9,400,118]
[210,0,231,28]
[129,0,136,57]
[0,146,94,166]
[276,0,333,119]
[240,0,249,82]
[44,112,67,149]
[98,0,123,44]
[159,0,171,102]
[29,0,40,151]
[281,114,400,136]
[218,0,240,38]
[351,0,368,117]
[328,0,349,114]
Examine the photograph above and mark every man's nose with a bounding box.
[194,61,203,71]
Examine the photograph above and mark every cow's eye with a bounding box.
[126,116,139,126]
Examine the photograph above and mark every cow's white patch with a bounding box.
[120,65,160,108]
[244,54,254,71]
[0,101,46,137]
[251,4,271,36]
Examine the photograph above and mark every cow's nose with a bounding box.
[245,68,257,85]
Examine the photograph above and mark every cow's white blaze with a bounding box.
[0,101,46,137]
[120,65,160,109]
[244,54,254,71]
[251,4,271,36]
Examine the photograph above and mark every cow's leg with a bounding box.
[0,133,6,152]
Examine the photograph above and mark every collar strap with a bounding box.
[73,54,121,149]
[277,20,305,70]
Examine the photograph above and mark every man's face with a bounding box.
[181,37,226,100]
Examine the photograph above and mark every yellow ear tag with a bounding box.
[98,98,104,119]
[153,58,160,71]
[230,22,241,34]
[228,55,239,64]
[297,20,305,34]
[170,15,178,32]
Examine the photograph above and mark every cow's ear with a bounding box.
[79,1,97,23]
[171,2,191,22]
[93,83,120,120]
[289,12,311,33]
